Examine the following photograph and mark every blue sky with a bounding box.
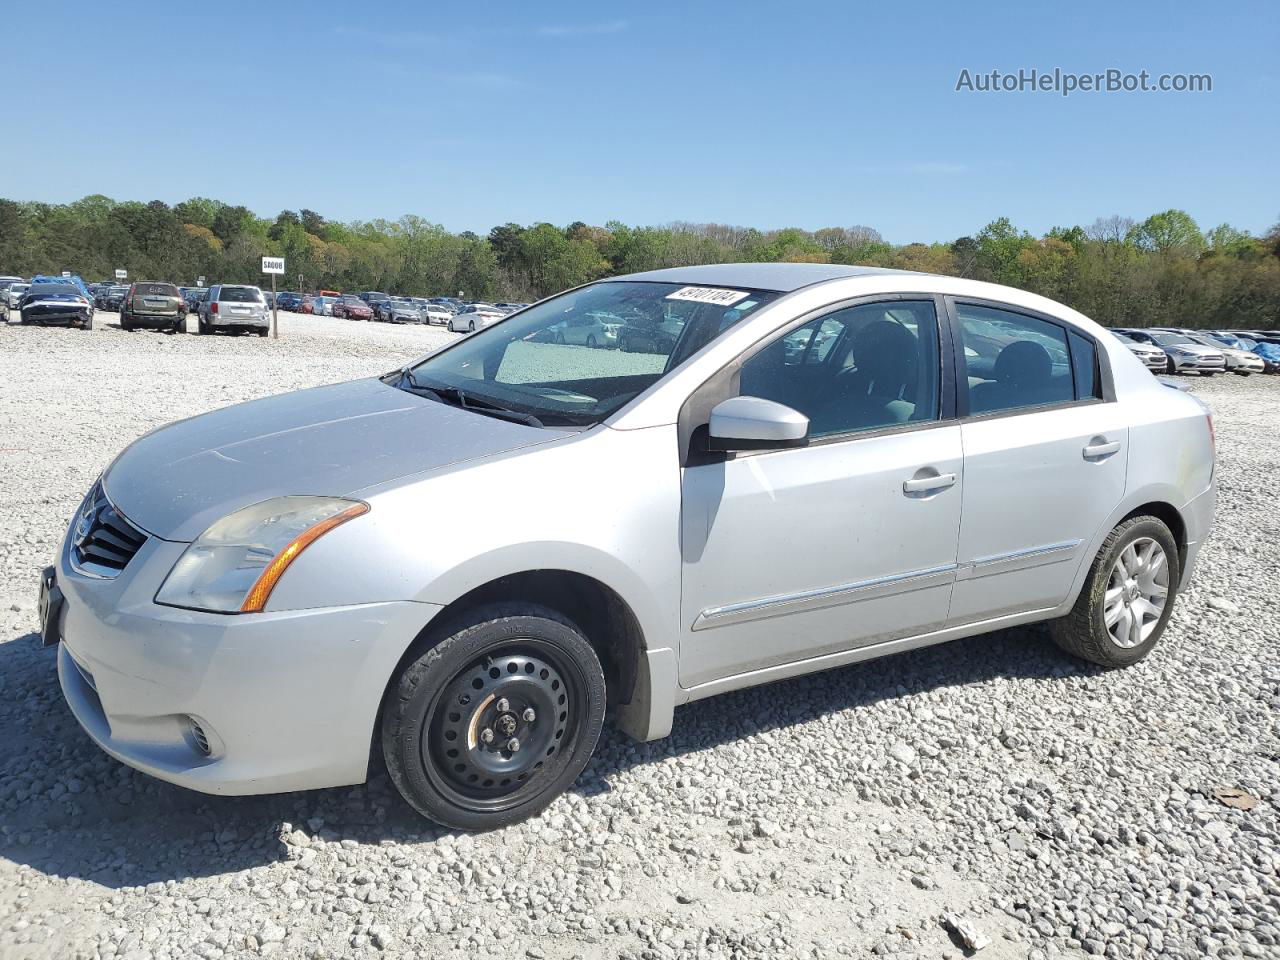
[6,0,1277,242]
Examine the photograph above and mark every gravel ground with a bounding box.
[0,314,1277,960]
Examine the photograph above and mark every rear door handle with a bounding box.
[903,472,957,494]
[1082,439,1121,460]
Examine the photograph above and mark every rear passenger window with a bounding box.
[958,305,1073,415]
[1068,331,1099,400]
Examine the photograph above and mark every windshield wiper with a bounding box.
[400,371,544,428]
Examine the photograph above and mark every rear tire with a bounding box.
[1049,515,1180,668]
[381,603,606,831]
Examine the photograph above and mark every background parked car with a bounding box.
[380,297,424,324]
[17,283,94,329]
[2,282,30,316]
[198,284,270,336]
[120,281,186,333]
[1182,332,1264,376]
[1110,331,1168,372]
[332,295,373,320]
[422,303,453,325]
[298,296,316,314]
[447,303,504,332]
[311,295,338,317]
[276,291,304,311]
[1114,329,1225,375]
[548,311,619,348]
[181,287,208,313]
[98,285,129,311]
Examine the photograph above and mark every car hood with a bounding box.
[1167,344,1221,355]
[104,378,558,541]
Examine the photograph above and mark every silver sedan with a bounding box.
[43,264,1215,830]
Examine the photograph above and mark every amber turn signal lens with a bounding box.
[239,503,369,613]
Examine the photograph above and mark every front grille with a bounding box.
[71,482,148,578]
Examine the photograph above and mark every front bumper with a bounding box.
[1170,354,1226,372]
[1133,352,1166,371]
[54,531,440,795]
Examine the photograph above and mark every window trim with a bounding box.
[943,296,1115,423]
[679,293,955,466]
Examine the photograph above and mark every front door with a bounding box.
[679,298,964,688]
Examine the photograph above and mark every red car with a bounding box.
[332,295,373,321]
[298,296,316,315]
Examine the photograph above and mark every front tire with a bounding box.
[1049,515,1179,667]
[381,604,606,831]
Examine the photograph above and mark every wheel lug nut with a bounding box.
[507,737,521,753]
[496,698,510,713]
[522,708,536,723]
[479,728,494,744]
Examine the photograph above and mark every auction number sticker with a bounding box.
[665,286,750,306]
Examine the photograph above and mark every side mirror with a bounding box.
[707,396,809,452]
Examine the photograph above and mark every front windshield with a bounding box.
[402,280,778,426]
[1152,333,1194,346]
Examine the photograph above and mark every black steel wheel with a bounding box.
[382,604,605,830]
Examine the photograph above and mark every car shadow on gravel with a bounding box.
[0,622,1097,888]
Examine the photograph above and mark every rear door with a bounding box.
[948,300,1127,624]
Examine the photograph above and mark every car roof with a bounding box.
[609,262,914,293]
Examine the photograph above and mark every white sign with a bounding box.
[114,268,127,280]
[197,276,206,286]
[61,271,71,278]
[665,286,750,306]
[261,257,286,275]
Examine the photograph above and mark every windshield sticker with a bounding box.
[665,286,750,306]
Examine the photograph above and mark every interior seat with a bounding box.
[969,339,1054,413]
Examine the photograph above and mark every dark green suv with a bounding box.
[120,282,186,333]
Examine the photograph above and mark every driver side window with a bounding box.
[739,301,941,439]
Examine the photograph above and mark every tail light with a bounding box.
[210,302,219,314]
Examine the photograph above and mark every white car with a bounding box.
[1111,331,1168,372]
[1183,333,1265,376]
[448,304,504,333]
[549,312,619,348]
[422,304,453,325]
[3,282,30,315]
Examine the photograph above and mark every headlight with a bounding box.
[156,497,368,613]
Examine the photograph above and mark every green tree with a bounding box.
[1127,209,1204,256]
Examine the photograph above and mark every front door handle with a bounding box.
[1082,439,1121,460]
[903,472,957,495]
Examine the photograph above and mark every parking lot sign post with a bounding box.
[261,257,286,339]
[114,268,127,281]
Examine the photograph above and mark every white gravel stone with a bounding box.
[0,316,1274,959]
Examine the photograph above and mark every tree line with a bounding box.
[1,196,1276,329]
